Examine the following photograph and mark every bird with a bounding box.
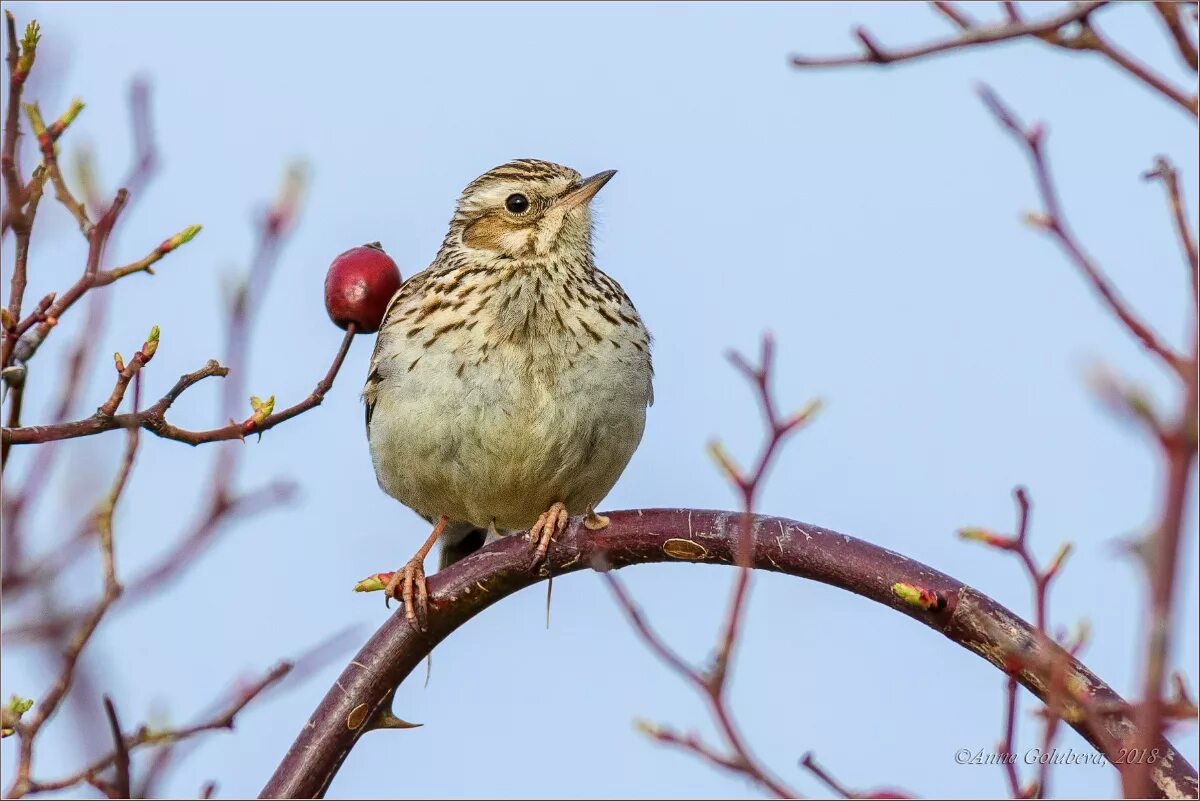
[362,158,653,627]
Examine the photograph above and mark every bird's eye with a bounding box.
[505,193,530,214]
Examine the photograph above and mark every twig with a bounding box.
[1143,156,1199,307]
[799,752,855,798]
[1,12,35,223]
[100,697,131,800]
[3,166,46,373]
[14,661,292,797]
[1,189,203,371]
[975,87,1198,801]
[960,487,1074,798]
[793,3,1198,118]
[709,336,821,691]
[1075,20,1198,117]
[790,2,1106,67]
[799,752,911,799]
[931,1,975,31]
[3,294,113,590]
[594,338,819,797]
[3,76,161,590]
[602,570,796,799]
[3,325,356,446]
[977,86,1185,375]
[1153,1,1199,71]
[1132,345,1199,797]
[132,628,359,798]
[96,326,159,418]
[7,372,142,798]
[23,100,90,234]
[120,78,158,200]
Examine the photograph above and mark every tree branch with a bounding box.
[1153,1,1199,71]
[977,86,1185,375]
[260,510,1198,799]
[2,325,356,447]
[790,2,1106,67]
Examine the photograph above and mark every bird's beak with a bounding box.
[557,169,617,211]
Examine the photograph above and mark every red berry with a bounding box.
[324,242,402,333]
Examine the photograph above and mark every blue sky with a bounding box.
[1,2,1196,798]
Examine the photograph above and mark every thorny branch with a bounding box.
[261,510,1197,799]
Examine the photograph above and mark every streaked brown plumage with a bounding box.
[364,159,653,626]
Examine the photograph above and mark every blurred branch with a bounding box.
[977,86,1185,375]
[597,337,820,798]
[978,85,1199,799]
[261,510,1197,799]
[98,697,131,800]
[1143,156,1199,306]
[11,661,293,798]
[7,373,142,798]
[960,488,1079,799]
[0,189,202,371]
[799,752,911,799]
[1153,2,1199,71]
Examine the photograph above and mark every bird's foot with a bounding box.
[384,557,429,631]
[528,502,568,567]
[584,508,610,530]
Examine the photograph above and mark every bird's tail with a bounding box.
[438,524,489,571]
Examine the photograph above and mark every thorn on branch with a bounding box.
[100,697,132,800]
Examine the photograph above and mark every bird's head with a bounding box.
[445,159,615,261]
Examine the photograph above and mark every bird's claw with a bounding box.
[384,558,429,631]
[528,502,568,568]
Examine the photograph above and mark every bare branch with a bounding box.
[14,662,292,798]
[1143,156,1199,306]
[791,2,1105,67]
[100,697,131,800]
[3,325,356,447]
[978,86,1185,375]
[799,751,912,799]
[1153,1,1199,71]
[8,373,142,798]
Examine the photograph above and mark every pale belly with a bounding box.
[367,340,651,531]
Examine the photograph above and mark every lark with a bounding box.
[363,159,653,626]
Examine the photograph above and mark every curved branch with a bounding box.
[260,509,1198,800]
